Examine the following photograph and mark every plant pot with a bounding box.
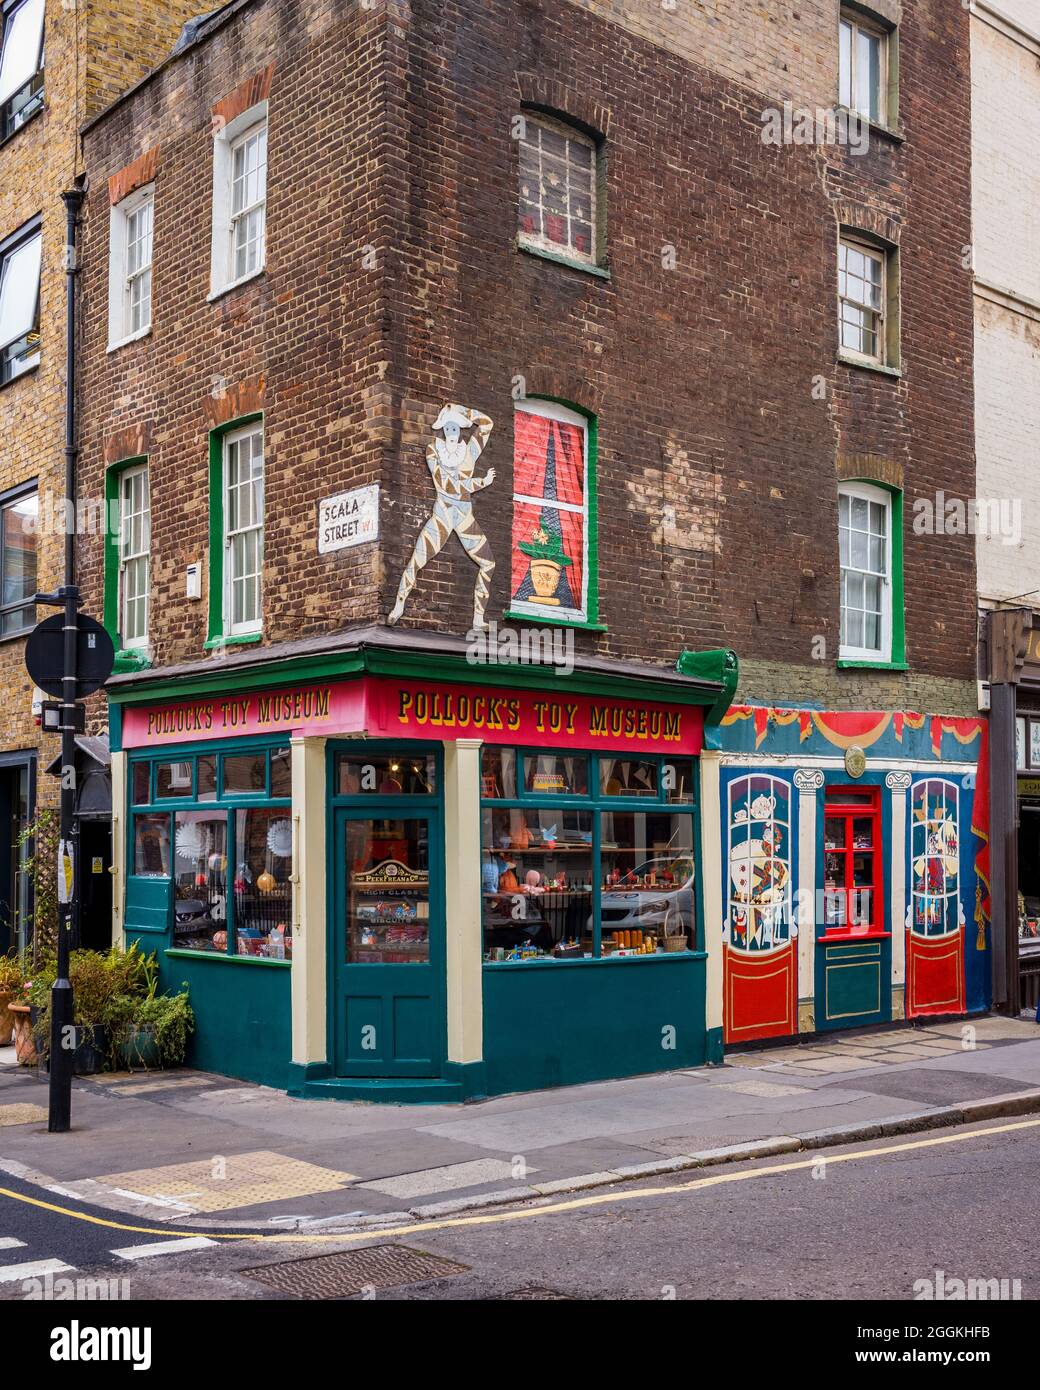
[529,557,563,605]
[117,1024,161,1071]
[0,990,14,1046]
[41,1025,110,1076]
[9,1004,36,1065]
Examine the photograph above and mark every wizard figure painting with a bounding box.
[389,404,496,630]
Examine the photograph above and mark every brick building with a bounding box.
[970,0,1040,1013]
[0,0,206,956]
[76,0,985,1099]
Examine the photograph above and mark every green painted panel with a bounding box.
[124,876,171,936]
[143,946,291,1090]
[818,939,891,1029]
[482,955,706,1095]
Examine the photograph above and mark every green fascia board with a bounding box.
[108,641,730,711]
[676,647,739,723]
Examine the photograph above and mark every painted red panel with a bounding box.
[724,941,797,1043]
[906,928,965,1017]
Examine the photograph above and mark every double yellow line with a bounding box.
[2,1116,1034,1247]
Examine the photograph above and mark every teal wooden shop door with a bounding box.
[333,810,445,1077]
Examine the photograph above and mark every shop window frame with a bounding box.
[909,777,961,940]
[821,784,886,941]
[480,747,701,965]
[126,739,293,962]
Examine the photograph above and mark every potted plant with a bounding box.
[0,954,23,1046]
[518,524,573,607]
[31,948,128,1076]
[9,977,35,1065]
[111,989,194,1071]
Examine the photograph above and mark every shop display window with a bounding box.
[197,755,218,802]
[128,744,292,959]
[134,813,170,876]
[600,812,695,950]
[345,817,430,964]
[232,808,292,958]
[223,752,266,795]
[481,748,517,799]
[155,761,193,798]
[270,746,292,797]
[480,748,698,963]
[173,812,228,952]
[823,787,881,935]
[132,762,150,805]
[911,779,960,937]
[336,752,436,796]
[523,753,587,796]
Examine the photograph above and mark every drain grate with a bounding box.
[240,1245,469,1298]
[499,1287,574,1300]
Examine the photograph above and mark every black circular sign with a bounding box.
[25,613,116,700]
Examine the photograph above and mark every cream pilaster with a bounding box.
[886,769,912,1019]
[794,768,824,1032]
[443,738,484,1064]
[110,749,126,947]
[699,753,724,1037]
[291,735,328,1066]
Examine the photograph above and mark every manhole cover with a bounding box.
[240,1245,469,1298]
[499,1287,574,1300]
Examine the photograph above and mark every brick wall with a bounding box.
[76,0,978,719]
[0,0,205,786]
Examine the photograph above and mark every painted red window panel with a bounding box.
[823,785,883,936]
[510,407,587,620]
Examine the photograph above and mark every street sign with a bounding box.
[25,613,114,699]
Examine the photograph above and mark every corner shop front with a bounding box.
[109,644,735,1100]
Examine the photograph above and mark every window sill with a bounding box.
[503,609,607,633]
[0,360,40,393]
[165,948,290,968]
[837,658,908,671]
[484,950,704,969]
[516,241,611,281]
[837,350,902,379]
[0,622,34,645]
[113,648,151,674]
[204,631,263,650]
[835,106,904,146]
[0,100,43,152]
[107,325,152,353]
[207,266,266,303]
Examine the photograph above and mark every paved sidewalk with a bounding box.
[0,1014,1037,1230]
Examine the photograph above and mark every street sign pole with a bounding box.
[48,185,86,1135]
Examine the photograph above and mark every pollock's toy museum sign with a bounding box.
[122,676,704,755]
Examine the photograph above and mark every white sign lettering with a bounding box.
[318,485,379,554]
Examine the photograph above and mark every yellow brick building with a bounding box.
[0,0,203,952]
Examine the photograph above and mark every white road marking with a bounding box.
[0,1258,75,1282]
[111,1236,217,1261]
[0,1237,26,1249]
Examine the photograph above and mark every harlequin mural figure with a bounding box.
[388,404,496,630]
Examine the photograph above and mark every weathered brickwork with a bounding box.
[75,0,977,723]
[0,0,199,788]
